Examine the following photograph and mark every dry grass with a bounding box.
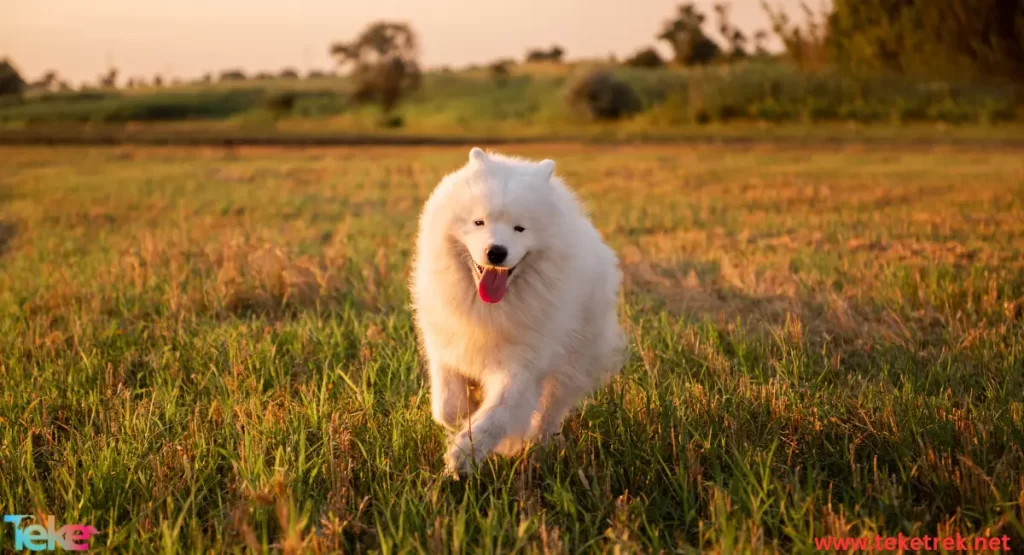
[1,144,1022,552]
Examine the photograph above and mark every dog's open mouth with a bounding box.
[471,262,517,304]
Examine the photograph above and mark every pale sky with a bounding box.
[4,0,819,85]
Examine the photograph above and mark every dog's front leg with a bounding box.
[445,372,540,476]
[430,361,475,432]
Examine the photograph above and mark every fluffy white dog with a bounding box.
[410,148,626,475]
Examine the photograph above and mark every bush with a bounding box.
[489,59,514,76]
[526,46,565,63]
[624,48,665,69]
[642,62,1020,125]
[827,0,1024,84]
[291,93,349,118]
[378,113,404,128]
[219,70,247,82]
[32,91,116,103]
[264,91,300,114]
[0,90,263,123]
[265,90,348,117]
[93,91,264,122]
[565,69,642,121]
[0,59,26,97]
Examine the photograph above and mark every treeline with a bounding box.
[0,60,336,96]
[825,0,1023,84]
[559,0,1023,125]
[0,1,1021,129]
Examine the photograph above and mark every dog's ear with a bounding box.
[537,159,556,181]
[469,147,488,165]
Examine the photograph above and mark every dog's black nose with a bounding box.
[486,245,508,265]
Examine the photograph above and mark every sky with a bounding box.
[3,0,821,85]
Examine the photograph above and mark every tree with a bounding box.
[658,4,722,65]
[0,59,27,96]
[714,3,748,59]
[624,47,666,68]
[220,69,247,81]
[329,21,422,114]
[525,46,566,63]
[98,68,118,89]
[826,0,1024,83]
[29,70,59,92]
[762,1,829,71]
[488,59,515,85]
[752,30,771,57]
[279,68,299,79]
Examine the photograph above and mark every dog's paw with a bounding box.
[445,429,498,476]
[444,441,478,477]
[433,414,460,434]
[493,436,528,457]
[431,403,461,432]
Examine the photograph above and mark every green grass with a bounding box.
[2,61,1020,133]
[1,144,1023,552]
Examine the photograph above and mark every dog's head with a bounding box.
[430,147,562,303]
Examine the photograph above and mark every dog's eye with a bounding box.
[514,225,525,232]
[473,220,484,226]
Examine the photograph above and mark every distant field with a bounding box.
[2,61,1021,139]
[1,144,1023,552]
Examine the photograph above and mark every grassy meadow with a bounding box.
[1,144,1023,552]
[2,62,1022,143]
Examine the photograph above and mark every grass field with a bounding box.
[3,61,1021,133]
[1,144,1023,553]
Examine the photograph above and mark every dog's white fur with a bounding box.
[410,147,625,475]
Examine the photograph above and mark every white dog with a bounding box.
[410,147,626,475]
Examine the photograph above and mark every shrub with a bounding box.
[827,0,1024,84]
[565,69,642,121]
[624,48,665,69]
[0,90,263,123]
[291,93,349,117]
[378,113,404,128]
[489,59,514,76]
[219,70,247,82]
[526,46,565,63]
[264,91,300,114]
[488,59,515,87]
[0,59,26,97]
[265,90,348,117]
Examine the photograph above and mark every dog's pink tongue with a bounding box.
[478,268,508,303]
